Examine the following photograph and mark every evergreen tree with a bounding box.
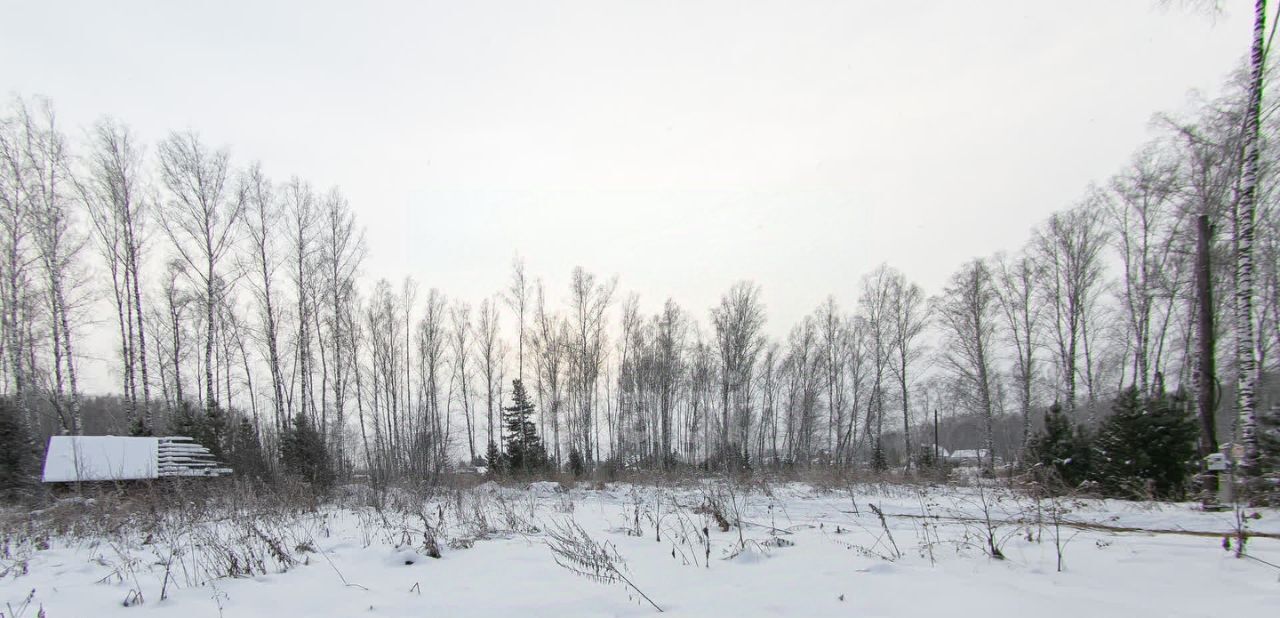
[1026,402,1093,489]
[169,400,198,437]
[567,447,585,478]
[170,399,227,463]
[202,403,228,460]
[916,445,936,469]
[1092,387,1197,499]
[1260,405,1280,470]
[484,440,503,476]
[871,438,887,472]
[0,398,38,499]
[916,444,949,475]
[500,379,547,474]
[227,417,270,481]
[281,412,333,488]
[128,414,153,437]
[1247,404,1280,504]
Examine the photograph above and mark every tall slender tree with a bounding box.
[569,267,616,463]
[711,281,765,465]
[450,301,476,464]
[241,163,287,434]
[476,297,505,455]
[888,270,927,469]
[157,131,244,416]
[936,258,1000,471]
[994,251,1041,453]
[1034,203,1109,420]
[21,99,85,434]
[1235,0,1266,478]
[858,266,895,463]
[319,187,364,471]
[80,119,152,432]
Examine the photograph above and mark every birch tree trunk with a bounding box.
[1236,0,1265,478]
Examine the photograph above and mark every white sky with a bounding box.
[0,1,1255,392]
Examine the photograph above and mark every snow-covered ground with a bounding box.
[1,480,1276,617]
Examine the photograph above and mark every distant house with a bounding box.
[42,436,231,482]
[945,449,991,466]
[922,445,949,460]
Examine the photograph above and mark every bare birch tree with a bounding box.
[569,267,616,463]
[0,102,40,428]
[157,131,244,416]
[416,288,448,470]
[858,265,895,463]
[887,269,927,468]
[505,256,530,385]
[14,99,86,434]
[318,187,364,471]
[1105,144,1186,395]
[653,299,686,468]
[711,281,765,465]
[936,258,1000,471]
[1033,203,1109,420]
[993,250,1041,453]
[476,297,504,458]
[240,163,287,434]
[1235,0,1266,477]
[283,177,319,427]
[531,281,565,466]
[80,118,153,432]
[450,301,477,465]
[815,297,848,465]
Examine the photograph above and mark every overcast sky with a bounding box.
[0,1,1255,391]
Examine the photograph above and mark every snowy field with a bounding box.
[1,480,1277,617]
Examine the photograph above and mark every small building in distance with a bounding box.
[42,435,231,483]
[944,448,992,467]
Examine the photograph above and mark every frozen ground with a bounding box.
[1,480,1276,617]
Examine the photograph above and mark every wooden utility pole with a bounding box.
[1194,214,1223,507]
[1195,215,1218,459]
[933,408,939,463]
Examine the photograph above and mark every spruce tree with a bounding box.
[169,400,232,461]
[202,403,228,460]
[227,417,270,480]
[281,412,332,488]
[501,379,547,474]
[128,415,153,437]
[169,400,201,439]
[871,438,888,472]
[1026,402,1093,489]
[1260,405,1280,470]
[484,441,503,476]
[1092,387,1197,499]
[1247,404,1280,504]
[567,447,585,478]
[0,398,38,498]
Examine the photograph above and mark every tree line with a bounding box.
[0,61,1278,495]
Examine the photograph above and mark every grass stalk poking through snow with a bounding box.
[545,518,663,612]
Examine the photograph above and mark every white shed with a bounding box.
[945,449,991,466]
[42,436,231,482]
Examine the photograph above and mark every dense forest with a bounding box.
[1,63,1279,496]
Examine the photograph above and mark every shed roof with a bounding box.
[42,436,158,482]
[42,436,231,482]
